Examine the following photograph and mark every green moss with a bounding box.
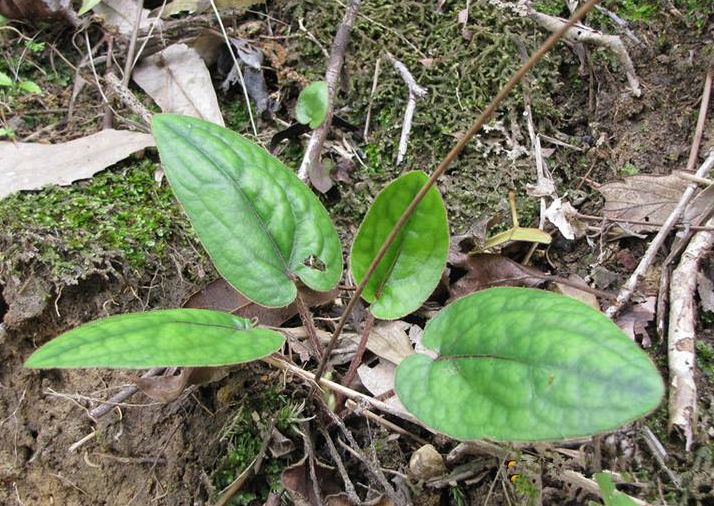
[0,159,201,287]
[696,339,714,383]
[213,386,303,504]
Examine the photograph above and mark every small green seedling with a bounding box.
[589,472,638,506]
[25,114,664,443]
[0,70,43,96]
[295,81,329,129]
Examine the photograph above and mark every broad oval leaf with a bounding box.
[78,0,104,15]
[152,114,342,307]
[351,171,448,319]
[295,81,328,129]
[395,287,664,441]
[24,309,285,368]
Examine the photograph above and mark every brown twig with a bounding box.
[88,367,165,420]
[605,68,713,319]
[294,291,324,360]
[318,424,361,504]
[122,0,145,86]
[339,312,375,392]
[385,51,427,165]
[313,0,605,383]
[297,0,361,181]
[104,73,153,127]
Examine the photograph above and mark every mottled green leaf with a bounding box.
[25,309,284,368]
[152,114,342,307]
[351,171,448,319]
[296,81,328,129]
[395,288,664,441]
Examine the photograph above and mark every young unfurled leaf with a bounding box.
[395,287,664,441]
[351,171,449,319]
[25,309,285,368]
[0,71,12,87]
[295,81,329,129]
[152,114,342,307]
[78,0,104,15]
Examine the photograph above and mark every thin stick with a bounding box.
[385,51,427,165]
[605,69,713,319]
[264,355,432,432]
[318,424,361,504]
[345,399,429,446]
[577,212,714,232]
[88,367,165,419]
[313,0,605,383]
[122,0,145,87]
[363,57,381,139]
[339,312,375,391]
[298,0,361,181]
[208,0,258,137]
[668,216,714,451]
[294,292,324,360]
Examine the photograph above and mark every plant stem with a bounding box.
[334,312,375,410]
[313,0,604,383]
[294,291,324,360]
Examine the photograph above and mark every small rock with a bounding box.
[409,444,446,480]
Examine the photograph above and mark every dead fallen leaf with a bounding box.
[269,427,295,458]
[684,182,714,223]
[184,278,337,327]
[448,254,546,301]
[0,129,154,199]
[135,367,229,402]
[155,0,263,17]
[615,249,638,271]
[616,296,656,345]
[599,174,689,233]
[356,360,405,410]
[281,455,345,506]
[544,198,587,240]
[309,159,334,194]
[133,43,224,126]
[93,0,155,36]
[554,274,599,310]
[348,320,414,366]
[0,0,76,21]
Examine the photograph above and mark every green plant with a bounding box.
[0,69,42,96]
[26,114,663,443]
[295,80,329,129]
[589,472,638,506]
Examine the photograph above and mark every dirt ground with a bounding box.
[1,1,714,505]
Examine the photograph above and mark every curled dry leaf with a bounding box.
[448,253,545,301]
[554,274,599,310]
[599,174,689,233]
[544,198,587,240]
[184,278,338,326]
[348,320,414,366]
[281,455,346,506]
[616,296,656,345]
[133,44,224,126]
[269,427,295,458]
[93,0,154,36]
[135,367,229,402]
[0,130,155,200]
[356,360,405,410]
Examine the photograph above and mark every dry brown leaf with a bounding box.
[616,296,656,345]
[684,182,714,223]
[0,0,74,21]
[554,274,599,310]
[0,130,154,199]
[158,0,264,17]
[349,321,414,365]
[135,367,229,402]
[599,174,689,233]
[93,0,155,36]
[184,278,337,327]
[268,427,295,458]
[133,43,224,126]
[281,456,345,506]
[448,253,546,301]
[356,360,405,410]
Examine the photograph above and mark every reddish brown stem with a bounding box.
[335,312,375,409]
[294,291,323,360]
[312,0,604,383]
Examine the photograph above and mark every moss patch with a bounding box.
[0,159,208,288]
